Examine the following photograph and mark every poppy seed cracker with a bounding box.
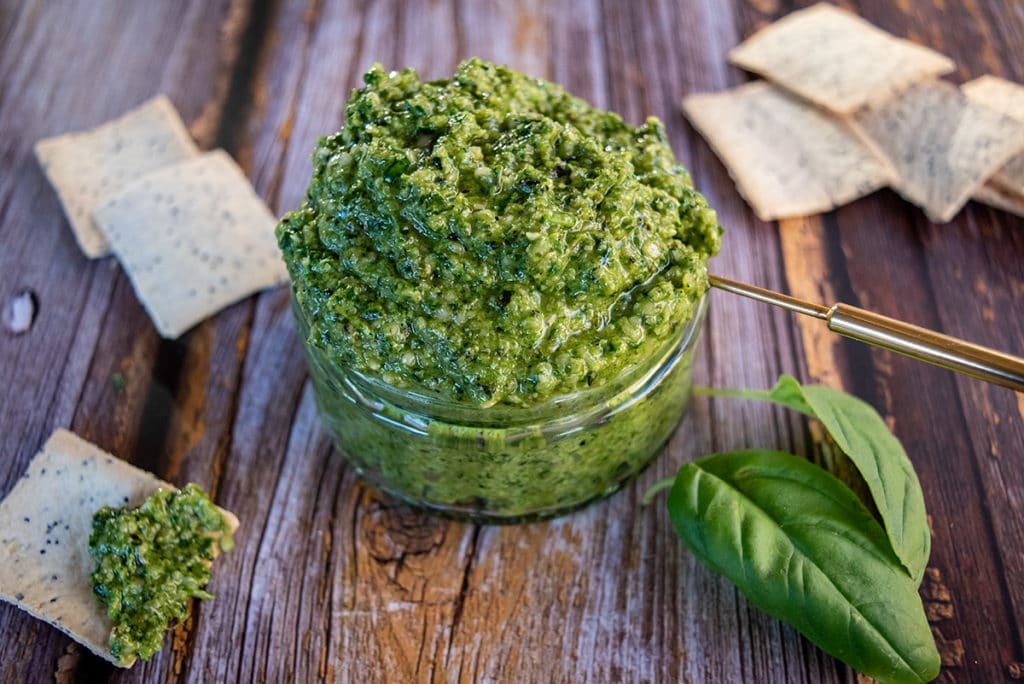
[92,150,288,338]
[0,429,238,667]
[34,96,198,258]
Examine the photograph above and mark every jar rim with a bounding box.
[308,293,708,427]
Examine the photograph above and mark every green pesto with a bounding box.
[89,484,234,665]
[298,296,705,520]
[277,58,721,407]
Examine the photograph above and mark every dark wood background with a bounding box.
[2,0,1022,681]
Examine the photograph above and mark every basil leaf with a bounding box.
[696,375,930,583]
[798,383,930,583]
[669,450,939,684]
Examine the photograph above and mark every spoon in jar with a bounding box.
[709,275,1024,392]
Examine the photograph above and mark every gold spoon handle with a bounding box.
[709,275,1024,392]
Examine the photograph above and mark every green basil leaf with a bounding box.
[798,383,930,583]
[696,375,930,583]
[669,450,939,684]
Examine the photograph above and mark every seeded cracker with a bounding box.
[728,3,954,115]
[852,80,1024,223]
[0,429,239,667]
[962,75,1024,201]
[682,82,894,221]
[93,150,288,339]
[34,96,198,258]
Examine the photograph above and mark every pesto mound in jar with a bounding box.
[277,58,721,407]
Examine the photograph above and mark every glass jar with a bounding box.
[294,295,708,523]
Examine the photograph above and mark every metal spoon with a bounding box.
[710,275,1024,392]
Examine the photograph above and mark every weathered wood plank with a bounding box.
[180,289,310,683]
[0,0,260,680]
[925,216,1024,648]
[666,1,847,680]
[857,2,1024,675]
[905,0,1024,654]
[180,1,477,681]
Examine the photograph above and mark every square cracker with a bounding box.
[962,75,1024,195]
[35,96,198,258]
[728,3,955,115]
[93,149,288,339]
[682,81,894,221]
[852,79,1024,223]
[0,429,239,667]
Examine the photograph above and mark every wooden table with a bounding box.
[2,1,1022,681]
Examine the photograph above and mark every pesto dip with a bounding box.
[89,484,234,665]
[278,59,721,520]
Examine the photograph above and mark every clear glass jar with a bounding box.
[294,295,708,523]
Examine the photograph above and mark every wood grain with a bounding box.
[0,0,1022,681]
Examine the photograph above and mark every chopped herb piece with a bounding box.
[89,484,233,665]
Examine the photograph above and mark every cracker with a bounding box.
[682,81,894,221]
[975,182,1024,218]
[962,75,1024,195]
[93,150,288,339]
[0,429,239,667]
[34,96,198,258]
[728,3,955,114]
[852,80,1024,223]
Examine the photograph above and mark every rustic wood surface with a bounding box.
[1,0,1022,681]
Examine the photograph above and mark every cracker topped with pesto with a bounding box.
[0,429,237,667]
[277,58,721,406]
